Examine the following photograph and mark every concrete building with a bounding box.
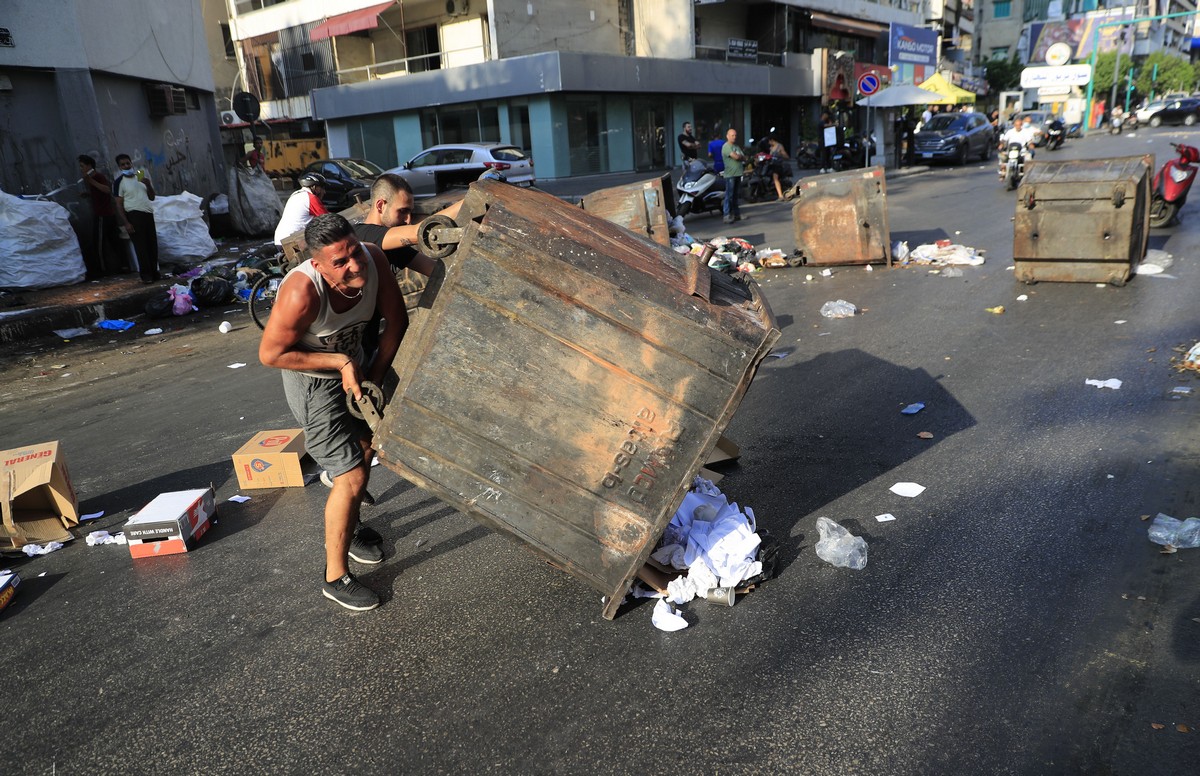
[224,0,927,179]
[0,0,224,199]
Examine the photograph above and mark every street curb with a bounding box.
[0,285,168,345]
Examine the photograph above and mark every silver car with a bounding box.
[387,143,535,197]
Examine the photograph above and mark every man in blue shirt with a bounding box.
[707,133,725,174]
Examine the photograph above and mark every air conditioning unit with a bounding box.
[445,0,469,16]
[220,110,240,126]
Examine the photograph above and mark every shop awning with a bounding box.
[919,72,977,104]
[309,2,394,42]
[809,12,887,38]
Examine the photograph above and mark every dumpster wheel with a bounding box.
[417,215,462,260]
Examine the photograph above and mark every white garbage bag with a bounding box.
[0,190,86,289]
[152,192,216,263]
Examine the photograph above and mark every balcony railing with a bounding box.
[336,45,490,83]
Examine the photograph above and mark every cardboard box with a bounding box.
[124,488,215,559]
[0,441,79,550]
[0,569,20,615]
[231,429,309,490]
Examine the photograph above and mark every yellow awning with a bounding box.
[919,73,977,104]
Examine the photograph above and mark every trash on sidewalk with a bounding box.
[95,319,135,331]
[80,510,105,522]
[53,327,91,339]
[227,495,251,504]
[890,482,926,498]
[903,242,985,266]
[1139,249,1173,275]
[218,321,233,334]
[1177,342,1200,372]
[651,599,689,632]
[986,306,1005,314]
[1085,378,1122,390]
[85,530,126,546]
[144,328,164,336]
[1147,513,1200,549]
[1,440,79,550]
[232,429,310,489]
[123,487,215,559]
[814,517,868,570]
[22,541,64,556]
[169,285,197,316]
[900,402,925,415]
[227,362,247,369]
[820,299,858,318]
[152,192,217,265]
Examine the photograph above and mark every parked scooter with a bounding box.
[831,134,876,171]
[1110,110,1125,135]
[794,141,821,169]
[1002,142,1027,191]
[744,150,793,202]
[676,158,727,217]
[1149,142,1199,227]
[1044,119,1065,151]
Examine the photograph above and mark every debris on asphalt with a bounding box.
[940,267,963,278]
[820,268,833,277]
[1115,320,1127,324]
[1016,294,1029,302]
[80,511,105,522]
[227,495,251,503]
[652,599,689,632]
[815,517,868,570]
[902,242,985,266]
[890,482,926,498]
[820,299,858,318]
[144,328,164,336]
[1170,386,1193,397]
[52,327,92,339]
[917,431,934,439]
[1147,513,1200,549]
[219,321,233,334]
[1177,342,1200,372]
[900,402,925,415]
[986,306,1005,314]
[95,319,134,331]
[85,530,126,546]
[22,541,64,556]
[1085,378,1122,390]
[875,513,897,523]
[227,362,247,369]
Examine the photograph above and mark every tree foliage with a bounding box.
[1092,51,1135,93]
[985,56,1023,94]
[1133,52,1195,97]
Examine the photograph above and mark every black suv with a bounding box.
[914,113,994,165]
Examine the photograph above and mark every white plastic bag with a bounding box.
[152,192,216,263]
[820,299,858,318]
[0,191,86,289]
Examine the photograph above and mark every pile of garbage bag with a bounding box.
[674,234,800,276]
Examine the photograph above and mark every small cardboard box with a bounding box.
[0,569,20,615]
[124,488,215,559]
[232,429,308,489]
[0,441,79,550]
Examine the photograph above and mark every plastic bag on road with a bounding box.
[190,275,233,307]
[820,299,858,318]
[1148,513,1200,548]
[814,517,868,570]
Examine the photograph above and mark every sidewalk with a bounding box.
[0,164,930,348]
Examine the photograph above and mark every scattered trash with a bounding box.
[900,402,925,415]
[52,327,92,339]
[22,541,64,556]
[85,530,126,546]
[819,269,833,277]
[767,350,791,359]
[875,513,896,523]
[1179,342,1200,372]
[227,362,247,369]
[865,265,874,272]
[80,511,105,522]
[986,306,1005,315]
[892,241,910,262]
[940,267,963,278]
[1115,320,1127,324]
[169,285,197,316]
[96,319,135,331]
[917,431,934,439]
[651,477,763,595]
[227,495,251,503]
[1147,513,1200,549]
[1135,263,1163,275]
[1085,378,1122,390]
[814,517,868,570]
[890,482,926,498]
[651,599,689,632]
[1170,386,1193,396]
[1016,294,1028,302]
[144,328,164,336]
[218,321,233,334]
[820,299,858,318]
[903,243,985,266]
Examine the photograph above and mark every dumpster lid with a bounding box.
[1022,154,1153,193]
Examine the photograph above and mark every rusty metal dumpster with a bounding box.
[580,174,675,247]
[1013,155,1152,285]
[790,166,891,266]
[374,180,780,619]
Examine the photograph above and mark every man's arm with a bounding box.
[364,244,408,386]
[83,173,109,194]
[143,177,156,201]
[258,272,364,396]
[114,183,134,233]
[376,199,464,258]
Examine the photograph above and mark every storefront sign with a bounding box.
[727,38,758,60]
[889,24,938,69]
[1020,64,1092,89]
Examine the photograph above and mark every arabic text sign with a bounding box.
[1020,65,1092,89]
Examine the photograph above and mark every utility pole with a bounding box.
[1109,26,1126,119]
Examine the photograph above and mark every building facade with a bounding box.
[224,0,928,179]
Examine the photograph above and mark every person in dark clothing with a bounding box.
[677,122,700,163]
[819,112,836,172]
[77,154,125,278]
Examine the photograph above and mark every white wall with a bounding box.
[492,0,624,58]
[633,0,694,59]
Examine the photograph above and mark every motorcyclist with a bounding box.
[274,171,329,246]
[998,117,1037,178]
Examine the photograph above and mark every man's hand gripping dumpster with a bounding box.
[259,213,407,611]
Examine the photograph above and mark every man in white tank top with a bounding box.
[259,214,407,611]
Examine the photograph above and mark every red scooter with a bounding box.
[1150,143,1199,227]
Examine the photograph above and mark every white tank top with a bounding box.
[287,254,378,379]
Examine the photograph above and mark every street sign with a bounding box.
[1021,65,1092,89]
[858,73,881,96]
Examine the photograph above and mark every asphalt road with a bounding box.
[1,127,1198,775]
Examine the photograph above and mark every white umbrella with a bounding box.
[856,83,951,108]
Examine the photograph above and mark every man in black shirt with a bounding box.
[352,173,461,274]
[677,121,700,163]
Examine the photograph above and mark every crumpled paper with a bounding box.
[651,599,689,632]
[85,530,127,546]
[22,541,64,556]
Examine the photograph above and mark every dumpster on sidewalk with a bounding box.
[374,180,780,619]
[1013,155,1152,285]
[579,174,675,247]
[789,166,892,267]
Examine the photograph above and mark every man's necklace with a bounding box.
[332,284,363,300]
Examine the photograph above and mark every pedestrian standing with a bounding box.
[240,136,266,171]
[77,154,125,279]
[113,153,159,283]
[677,122,700,165]
[707,130,726,175]
[721,128,746,224]
[819,112,836,172]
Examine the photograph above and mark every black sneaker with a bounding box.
[322,573,379,611]
[355,523,383,546]
[348,532,384,565]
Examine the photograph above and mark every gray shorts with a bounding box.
[282,370,371,478]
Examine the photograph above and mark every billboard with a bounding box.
[889,24,938,69]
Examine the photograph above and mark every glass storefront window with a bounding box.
[566,97,607,175]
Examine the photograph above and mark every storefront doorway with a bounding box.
[632,99,667,171]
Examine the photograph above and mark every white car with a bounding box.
[1135,100,1166,124]
[386,143,535,197]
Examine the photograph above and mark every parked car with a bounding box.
[1147,98,1200,127]
[301,158,385,209]
[1014,110,1049,145]
[1136,100,1167,124]
[386,143,535,197]
[912,112,995,164]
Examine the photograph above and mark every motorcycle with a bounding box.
[831,134,876,171]
[1045,120,1065,151]
[1149,142,1199,227]
[744,151,793,202]
[1002,142,1027,191]
[795,141,821,169]
[1110,113,1125,134]
[676,158,727,217]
